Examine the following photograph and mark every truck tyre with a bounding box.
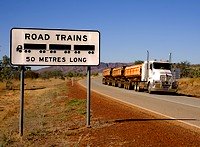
[148,88,151,94]
[102,79,104,84]
[112,82,114,86]
[125,84,128,89]
[124,84,127,89]
[134,85,137,91]
[137,86,141,92]
[148,83,153,94]
[118,82,122,88]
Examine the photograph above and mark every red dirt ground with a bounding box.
[66,81,200,146]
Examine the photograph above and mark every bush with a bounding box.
[39,70,64,80]
[175,61,200,78]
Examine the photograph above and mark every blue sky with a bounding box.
[0,0,200,64]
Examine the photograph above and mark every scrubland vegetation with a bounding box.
[178,78,200,97]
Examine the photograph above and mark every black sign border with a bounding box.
[10,27,100,66]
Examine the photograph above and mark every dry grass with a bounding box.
[0,78,86,146]
[178,78,200,97]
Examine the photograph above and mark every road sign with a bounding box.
[10,28,100,66]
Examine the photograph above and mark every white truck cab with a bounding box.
[142,60,178,93]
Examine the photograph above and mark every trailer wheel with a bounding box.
[124,84,128,89]
[105,81,108,85]
[134,85,137,91]
[119,83,124,88]
[118,83,121,88]
[137,86,142,92]
[113,82,117,87]
[102,79,105,84]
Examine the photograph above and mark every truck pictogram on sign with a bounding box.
[16,44,95,54]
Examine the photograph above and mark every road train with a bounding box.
[102,53,178,93]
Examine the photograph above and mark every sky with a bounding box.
[0,0,200,64]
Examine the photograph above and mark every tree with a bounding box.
[175,61,191,78]
[0,55,18,89]
[39,70,65,79]
[66,71,74,78]
[25,70,39,79]
[175,61,200,78]
[51,70,64,79]
[134,60,144,65]
[0,55,41,88]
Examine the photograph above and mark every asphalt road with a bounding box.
[79,76,200,129]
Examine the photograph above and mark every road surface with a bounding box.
[79,76,200,129]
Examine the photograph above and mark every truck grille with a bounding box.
[160,75,172,82]
[160,75,166,82]
[162,84,170,89]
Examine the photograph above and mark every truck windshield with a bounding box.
[153,62,171,70]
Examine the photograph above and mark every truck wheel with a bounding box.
[148,84,153,94]
[124,84,127,89]
[137,86,141,92]
[102,79,105,84]
[134,85,137,91]
[118,83,121,88]
[124,85,126,89]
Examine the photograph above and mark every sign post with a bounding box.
[10,28,100,135]
[86,66,91,127]
[19,66,25,136]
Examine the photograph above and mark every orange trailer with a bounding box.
[124,64,142,78]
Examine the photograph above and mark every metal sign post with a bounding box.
[86,66,91,127]
[19,66,25,136]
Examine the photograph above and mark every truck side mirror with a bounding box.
[150,64,152,70]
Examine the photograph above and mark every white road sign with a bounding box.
[10,28,100,66]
